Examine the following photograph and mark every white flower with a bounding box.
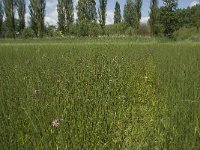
[51,119,63,128]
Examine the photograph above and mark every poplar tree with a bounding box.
[65,0,74,34]
[77,0,97,22]
[134,0,142,34]
[114,1,122,24]
[0,0,3,37]
[149,0,158,35]
[99,0,107,29]
[89,0,97,21]
[3,0,15,38]
[65,0,74,24]
[124,0,135,27]
[17,0,26,32]
[77,0,86,21]
[57,0,65,33]
[195,4,200,31]
[77,0,97,36]
[29,0,46,37]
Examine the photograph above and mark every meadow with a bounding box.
[0,39,200,149]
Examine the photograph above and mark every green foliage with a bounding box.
[159,0,178,38]
[187,35,200,42]
[77,0,97,22]
[16,0,26,33]
[88,21,101,37]
[149,0,159,35]
[3,0,15,38]
[191,4,200,31]
[76,21,100,37]
[104,22,151,36]
[114,1,122,24]
[53,30,64,37]
[22,27,35,38]
[29,1,37,36]
[65,0,74,25]
[29,0,46,38]
[124,0,135,27]
[105,22,129,36]
[45,25,56,37]
[57,0,74,35]
[125,26,135,36]
[77,20,90,36]
[4,30,15,38]
[163,0,178,11]
[134,0,142,34]
[57,0,74,34]
[76,0,98,37]
[139,23,151,36]
[98,0,107,30]
[175,8,192,29]
[0,0,3,37]
[0,0,199,39]
[156,4,200,38]
[173,27,200,40]
[57,0,65,34]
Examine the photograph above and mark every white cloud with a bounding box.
[45,16,57,25]
[45,0,58,25]
[46,1,57,8]
[106,10,114,25]
[74,0,79,5]
[190,1,200,7]
[45,7,58,25]
[141,16,149,24]
[74,0,79,21]
[25,13,30,26]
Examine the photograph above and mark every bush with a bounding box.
[88,22,101,37]
[187,35,200,42]
[105,22,129,36]
[45,25,56,37]
[139,23,151,36]
[22,28,35,38]
[173,27,200,40]
[67,24,77,36]
[4,31,15,38]
[125,27,135,36]
[53,31,64,38]
[77,21,89,37]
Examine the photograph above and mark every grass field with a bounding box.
[0,39,200,149]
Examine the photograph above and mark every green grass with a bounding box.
[0,39,200,149]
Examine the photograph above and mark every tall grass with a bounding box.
[0,40,200,149]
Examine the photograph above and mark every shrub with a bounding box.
[88,22,101,37]
[173,27,200,40]
[5,31,15,38]
[22,28,35,38]
[125,27,135,36]
[77,21,89,37]
[105,22,129,36]
[139,23,151,36]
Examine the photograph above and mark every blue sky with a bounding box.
[26,0,200,25]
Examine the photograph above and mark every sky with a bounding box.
[25,0,200,25]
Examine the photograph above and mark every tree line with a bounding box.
[0,0,199,39]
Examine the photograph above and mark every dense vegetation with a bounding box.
[0,39,200,149]
[0,0,200,149]
[0,0,199,39]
